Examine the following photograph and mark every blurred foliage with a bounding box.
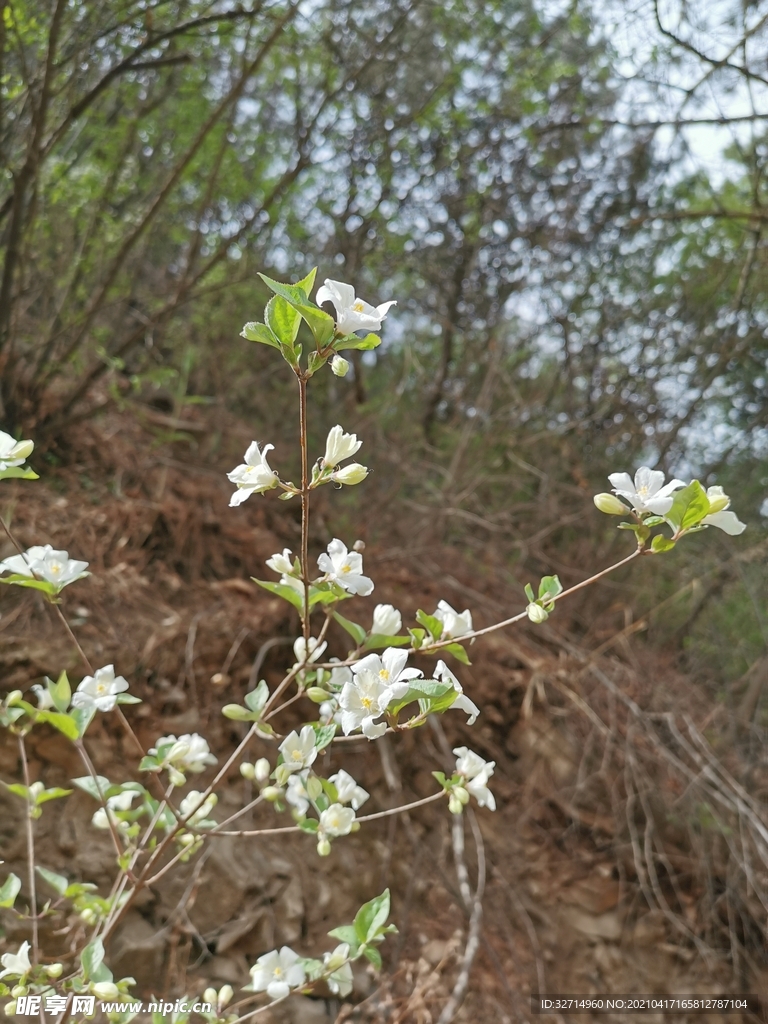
[1,0,767,691]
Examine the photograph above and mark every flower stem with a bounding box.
[18,737,39,966]
[297,372,310,643]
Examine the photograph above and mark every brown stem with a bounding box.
[298,373,310,642]
[18,737,39,965]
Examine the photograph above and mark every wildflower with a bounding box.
[329,769,369,810]
[701,486,746,536]
[150,734,217,774]
[331,355,350,377]
[608,467,685,516]
[92,790,137,830]
[323,944,354,997]
[250,947,306,1001]
[434,661,479,724]
[322,425,362,468]
[279,726,318,774]
[0,544,89,589]
[293,636,327,667]
[91,982,120,1000]
[434,600,473,640]
[453,746,496,811]
[317,538,373,596]
[372,603,402,636]
[280,574,305,596]
[351,648,421,700]
[286,775,310,816]
[316,279,396,336]
[319,803,356,837]
[0,943,31,980]
[331,463,368,486]
[254,758,271,783]
[71,665,129,712]
[227,441,278,506]
[179,790,217,826]
[30,683,54,710]
[0,433,33,471]
[266,548,294,575]
[339,670,391,739]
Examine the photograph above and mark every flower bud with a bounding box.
[448,795,464,815]
[11,986,27,998]
[45,964,63,979]
[13,440,34,461]
[262,785,282,802]
[178,832,196,847]
[593,492,629,515]
[706,486,730,514]
[239,762,256,781]
[203,988,218,1006]
[254,758,271,783]
[317,837,332,857]
[92,981,120,1000]
[306,776,323,801]
[5,690,23,706]
[80,907,97,925]
[453,785,470,805]
[526,603,549,624]
[168,767,186,787]
[218,986,234,1008]
[306,686,329,704]
[6,1002,17,1016]
[331,463,368,486]
[331,355,350,377]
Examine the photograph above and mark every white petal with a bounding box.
[634,467,664,495]
[702,510,746,535]
[607,472,634,494]
[229,488,251,507]
[375,300,397,318]
[362,718,387,739]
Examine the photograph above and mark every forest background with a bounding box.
[1,0,768,1020]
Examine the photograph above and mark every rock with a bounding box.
[108,912,165,985]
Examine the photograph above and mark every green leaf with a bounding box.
[389,680,452,717]
[363,945,382,969]
[71,706,95,738]
[651,534,676,553]
[309,586,344,607]
[0,466,39,481]
[666,480,709,533]
[327,925,360,954]
[36,867,69,897]
[4,783,30,799]
[408,627,426,649]
[415,610,443,641]
[81,938,105,980]
[265,294,300,347]
[442,642,471,665]
[36,787,72,804]
[333,611,366,646]
[253,578,304,612]
[71,775,113,799]
[258,273,335,347]
[334,333,382,352]
[240,321,280,349]
[524,583,535,603]
[116,693,141,705]
[363,633,410,650]
[244,679,269,716]
[0,575,60,597]
[423,688,461,715]
[307,351,327,375]
[0,873,21,908]
[354,889,391,944]
[299,818,318,833]
[538,575,563,603]
[51,671,71,713]
[37,711,79,740]
[312,723,337,752]
[320,778,339,803]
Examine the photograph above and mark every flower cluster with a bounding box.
[0,544,89,591]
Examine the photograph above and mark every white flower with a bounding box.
[323,943,353,997]
[279,725,318,774]
[179,790,217,826]
[150,733,217,773]
[319,802,356,837]
[339,670,391,738]
[0,544,89,589]
[280,574,305,596]
[286,775,310,816]
[250,947,306,1001]
[701,486,746,536]
[434,600,473,640]
[329,769,369,810]
[453,746,496,811]
[266,548,294,575]
[71,665,129,712]
[434,661,479,725]
[323,425,362,468]
[317,538,373,596]
[351,648,421,700]
[316,279,396,336]
[0,942,31,980]
[327,664,353,690]
[0,432,33,471]
[608,467,685,516]
[293,636,327,666]
[319,699,341,726]
[92,790,137,830]
[331,463,368,486]
[227,441,278,506]
[372,604,402,636]
[30,683,54,710]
